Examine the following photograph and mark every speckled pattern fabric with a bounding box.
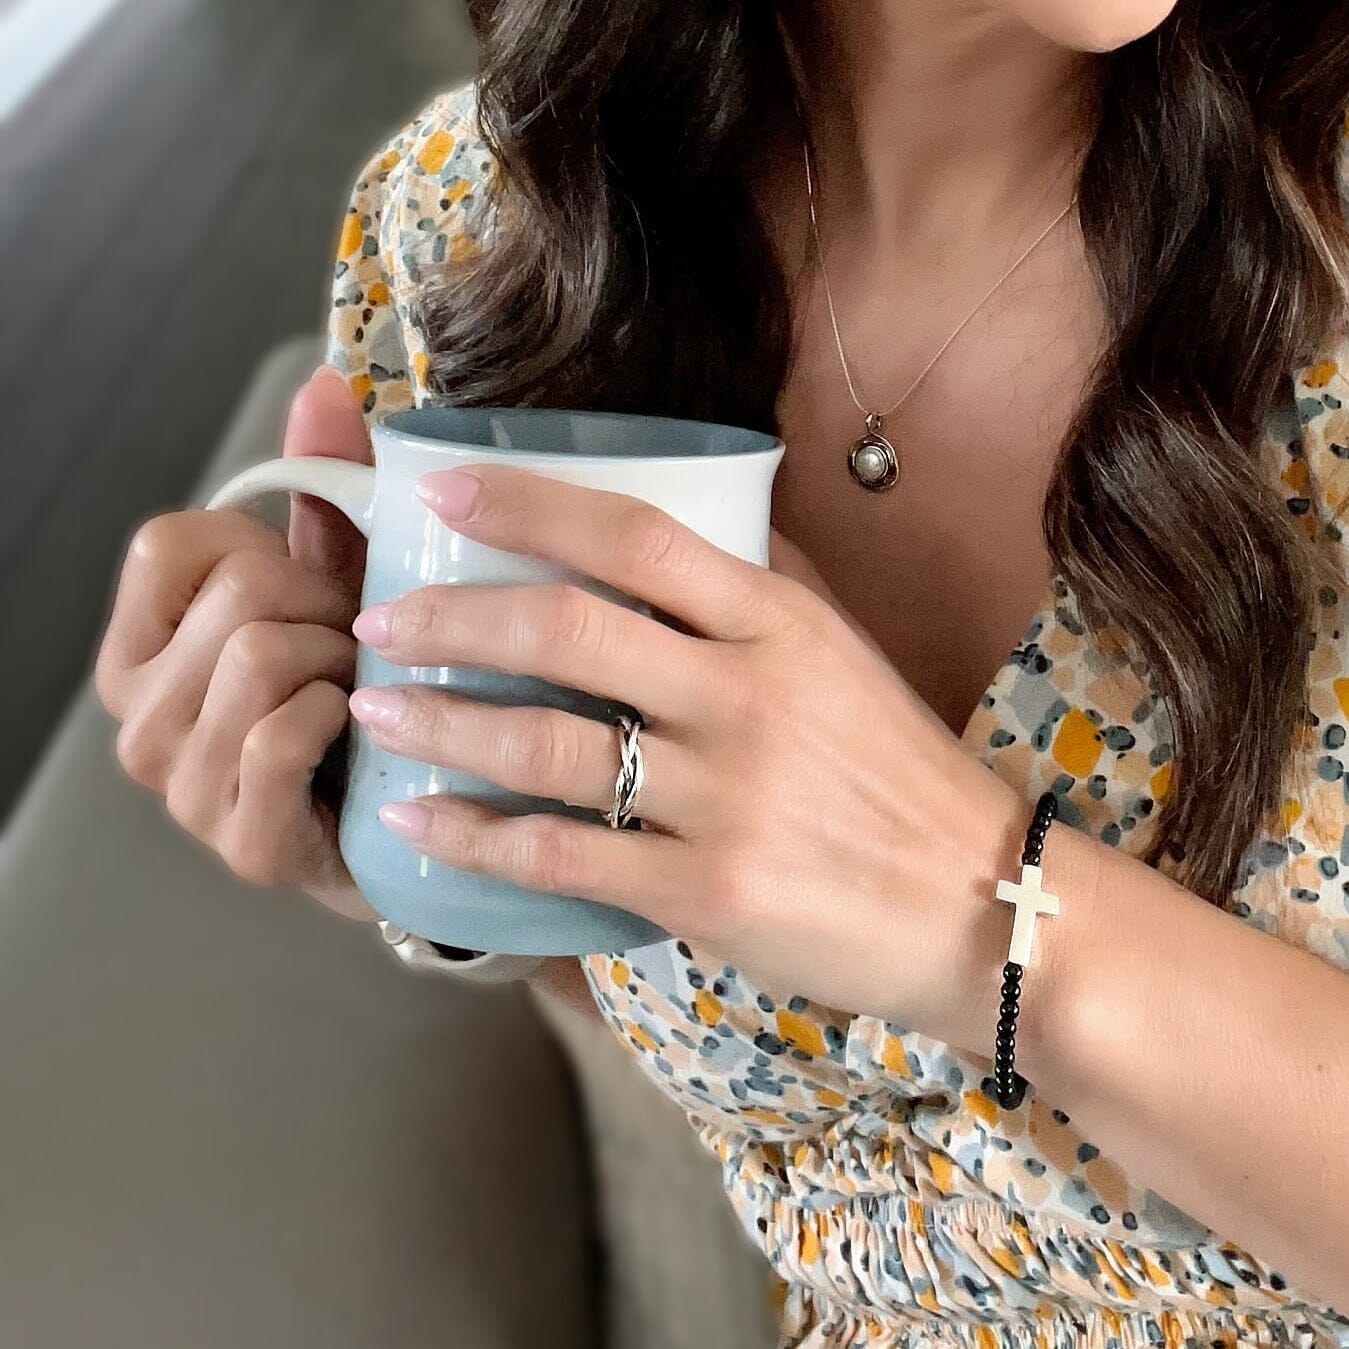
[327,79,1349,1349]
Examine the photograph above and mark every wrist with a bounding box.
[917,760,1034,1055]
[1011,814,1105,1092]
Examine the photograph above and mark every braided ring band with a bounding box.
[605,713,645,830]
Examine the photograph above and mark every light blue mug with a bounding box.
[207,405,786,957]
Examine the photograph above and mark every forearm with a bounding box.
[1017,820,1349,1312]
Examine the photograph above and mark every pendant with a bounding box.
[847,412,900,492]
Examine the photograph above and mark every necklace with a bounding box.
[800,130,1077,493]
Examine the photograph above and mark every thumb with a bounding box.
[283,364,374,592]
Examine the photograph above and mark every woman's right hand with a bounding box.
[93,366,377,920]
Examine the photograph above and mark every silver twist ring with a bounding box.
[606,713,645,830]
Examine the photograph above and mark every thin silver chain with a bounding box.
[800,131,1077,423]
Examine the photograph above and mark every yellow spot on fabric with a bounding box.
[744,1107,786,1125]
[629,1024,660,1053]
[1093,1251,1136,1300]
[338,213,363,260]
[1282,458,1311,494]
[1334,677,1349,720]
[1304,360,1339,389]
[413,351,431,387]
[963,1089,998,1125]
[694,990,724,1026]
[907,1200,927,1237]
[1281,799,1303,830]
[814,1088,847,1108]
[417,129,456,175]
[977,1328,999,1349]
[450,232,481,263]
[990,1246,1024,1277]
[367,281,391,307]
[1204,1283,1233,1307]
[349,373,374,404]
[610,959,630,987]
[929,1152,955,1195]
[1160,1312,1186,1349]
[776,1009,826,1057]
[769,1276,789,1315]
[447,178,472,204]
[798,1221,821,1265]
[881,1034,913,1078]
[1142,1253,1171,1286]
[917,1287,942,1314]
[1150,762,1173,802]
[379,149,401,171]
[1052,708,1104,777]
[793,1143,811,1169]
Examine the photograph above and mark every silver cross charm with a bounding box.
[995,864,1060,967]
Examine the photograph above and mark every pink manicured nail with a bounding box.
[353,603,395,647]
[417,469,482,521]
[379,802,432,841]
[349,688,407,732]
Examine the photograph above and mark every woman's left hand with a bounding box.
[348,465,1026,1051]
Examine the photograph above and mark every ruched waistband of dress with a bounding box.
[782,1286,1348,1349]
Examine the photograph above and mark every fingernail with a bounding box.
[349,688,407,732]
[417,469,482,521]
[311,362,346,384]
[379,802,431,841]
[352,602,395,648]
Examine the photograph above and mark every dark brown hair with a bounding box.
[421,0,1349,905]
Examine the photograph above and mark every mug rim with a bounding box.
[378,404,784,463]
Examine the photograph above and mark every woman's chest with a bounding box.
[768,303,1089,738]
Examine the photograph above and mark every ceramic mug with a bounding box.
[206,404,786,957]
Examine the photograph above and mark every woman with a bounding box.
[93,0,1349,1344]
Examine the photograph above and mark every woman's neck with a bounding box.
[779,0,1099,251]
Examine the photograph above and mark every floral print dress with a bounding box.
[327,78,1349,1349]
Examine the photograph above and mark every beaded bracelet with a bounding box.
[992,790,1061,1109]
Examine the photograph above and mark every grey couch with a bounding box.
[0,337,777,1349]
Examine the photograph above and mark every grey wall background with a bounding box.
[0,0,475,820]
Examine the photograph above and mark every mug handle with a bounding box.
[206,457,377,536]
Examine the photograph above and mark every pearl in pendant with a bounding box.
[848,431,900,492]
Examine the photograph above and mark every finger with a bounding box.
[375,791,696,930]
[120,554,359,788]
[101,510,289,687]
[354,581,722,729]
[415,464,801,642]
[284,365,374,590]
[168,623,356,829]
[229,679,361,903]
[348,686,708,832]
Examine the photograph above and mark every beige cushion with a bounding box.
[535,988,780,1349]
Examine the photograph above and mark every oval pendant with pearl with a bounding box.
[847,414,900,492]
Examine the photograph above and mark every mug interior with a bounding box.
[381,405,780,461]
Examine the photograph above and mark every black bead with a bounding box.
[997,1014,1018,1035]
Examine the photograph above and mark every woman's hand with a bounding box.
[94,367,376,920]
[347,464,1028,1051]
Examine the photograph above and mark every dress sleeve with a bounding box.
[323,79,494,420]
[1247,329,1349,973]
[323,119,420,419]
